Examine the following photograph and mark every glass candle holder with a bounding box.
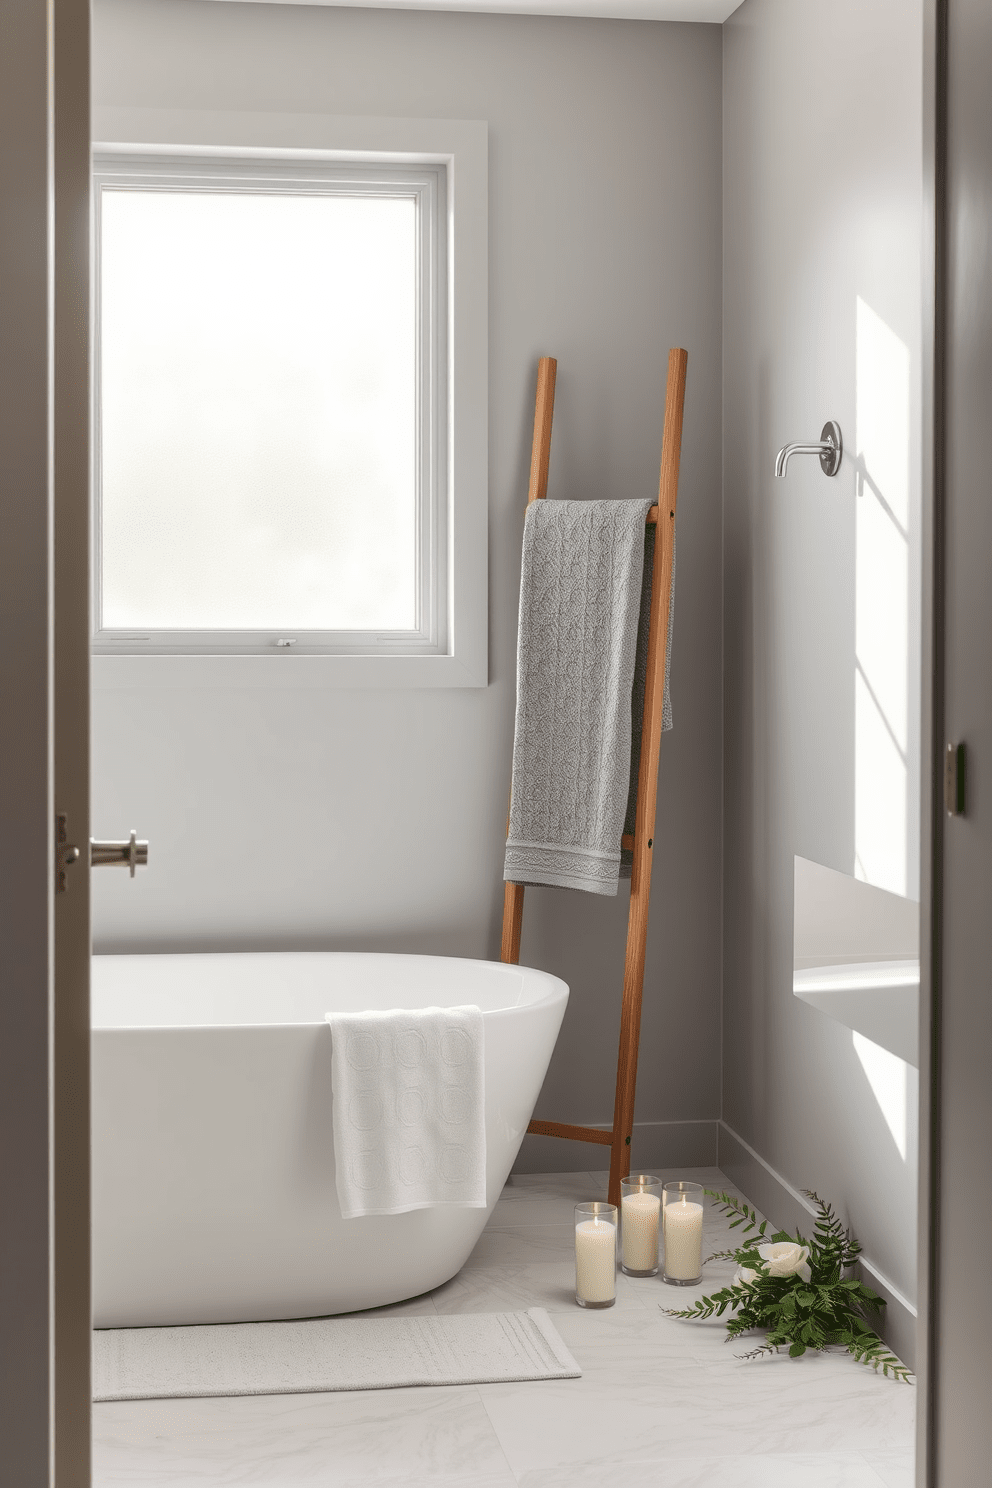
[662,1181,704,1286]
[620,1175,661,1276]
[574,1201,618,1308]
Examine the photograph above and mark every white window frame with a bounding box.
[91,110,488,689]
[93,152,447,659]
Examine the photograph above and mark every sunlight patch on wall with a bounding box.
[855,298,911,896]
[853,1030,909,1161]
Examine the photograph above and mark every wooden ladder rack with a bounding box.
[501,347,688,1210]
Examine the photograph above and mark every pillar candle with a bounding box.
[621,1190,661,1273]
[575,1217,616,1304]
[663,1199,703,1280]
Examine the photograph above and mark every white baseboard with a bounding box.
[717,1120,917,1373]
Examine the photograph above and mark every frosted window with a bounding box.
[99,188,418,632]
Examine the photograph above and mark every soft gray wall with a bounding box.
[90,0,724,1169]
[721,0,923,1359]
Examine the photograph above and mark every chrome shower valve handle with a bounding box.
[774,421,843,478]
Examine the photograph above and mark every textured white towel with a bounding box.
[326,1005,486,1218]
[504,497,655,896]
[93,1309,581,1401]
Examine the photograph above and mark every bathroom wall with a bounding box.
[721,0,923,1362]
[90,0,724,1169]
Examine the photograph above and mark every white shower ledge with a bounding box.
[793,959,919,1068]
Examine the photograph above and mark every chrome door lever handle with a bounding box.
[90,830,149,877]
[56,814,149,891]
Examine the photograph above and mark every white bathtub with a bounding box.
[91,951,568,1329]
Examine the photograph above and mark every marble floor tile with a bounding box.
[498,1171,600,1198]
[263,1477,519,1488]
[463,1224,576,1269]
[335,1479,518,1488]
[429,1259,647,1316]
[339,1291,438,1319]
[488,1172,605,1229]
[859,1451,916,1487]
[653,1307,772,1361]
[549,1302,691,1355]
[587,1166,732,1191]
[515,1455,894,1487]
[92,1168,916,1487]
[478,1362,730,1475]
[477,1338,915,1473]
[93,1385,512,1486]
[551,1304,749,1371]
[694,1355,915,1453]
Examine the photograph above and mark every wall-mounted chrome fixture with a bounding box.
[774,421,843,478]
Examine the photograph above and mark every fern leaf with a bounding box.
[737,1341,780,1362]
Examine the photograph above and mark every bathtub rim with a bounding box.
[91,949,568,1032]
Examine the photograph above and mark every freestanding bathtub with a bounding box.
[91,951,568,1328]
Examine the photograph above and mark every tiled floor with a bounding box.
[93,1168,915,1486]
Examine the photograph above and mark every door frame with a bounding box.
[0,1,974,1483]
[918,7,943,1481]
[921,0,992,1482]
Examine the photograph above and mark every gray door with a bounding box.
[929,0,992,1481]
[0,0,92,1481]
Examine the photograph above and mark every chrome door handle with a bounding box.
[90,830,149,876]
[56,814,149,892]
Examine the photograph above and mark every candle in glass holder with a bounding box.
[662,1181,704,1285]
[620,1175,661,1276]
[574,1202,617,1307]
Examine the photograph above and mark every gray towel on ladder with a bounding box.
[504,497,672,898]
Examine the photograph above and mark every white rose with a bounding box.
[757,1241,811,1283]
[735,1265,759,1285]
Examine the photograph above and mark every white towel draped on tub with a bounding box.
[325,1006,486,1219]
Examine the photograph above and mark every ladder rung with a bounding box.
[527,1119,614,1146]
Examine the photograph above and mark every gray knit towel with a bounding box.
[504,497,659,897]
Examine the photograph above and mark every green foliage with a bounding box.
[662,1189,913,1383]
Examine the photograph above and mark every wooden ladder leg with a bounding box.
[608,883,652,1205]
[501,357,557,971]
[501,882,525,965]
[607,348,687,1210]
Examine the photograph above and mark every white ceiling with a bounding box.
[224,1,742,22]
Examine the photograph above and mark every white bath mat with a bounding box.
[92,1307,581,1401]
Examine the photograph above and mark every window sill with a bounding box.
[91,652,487,691]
